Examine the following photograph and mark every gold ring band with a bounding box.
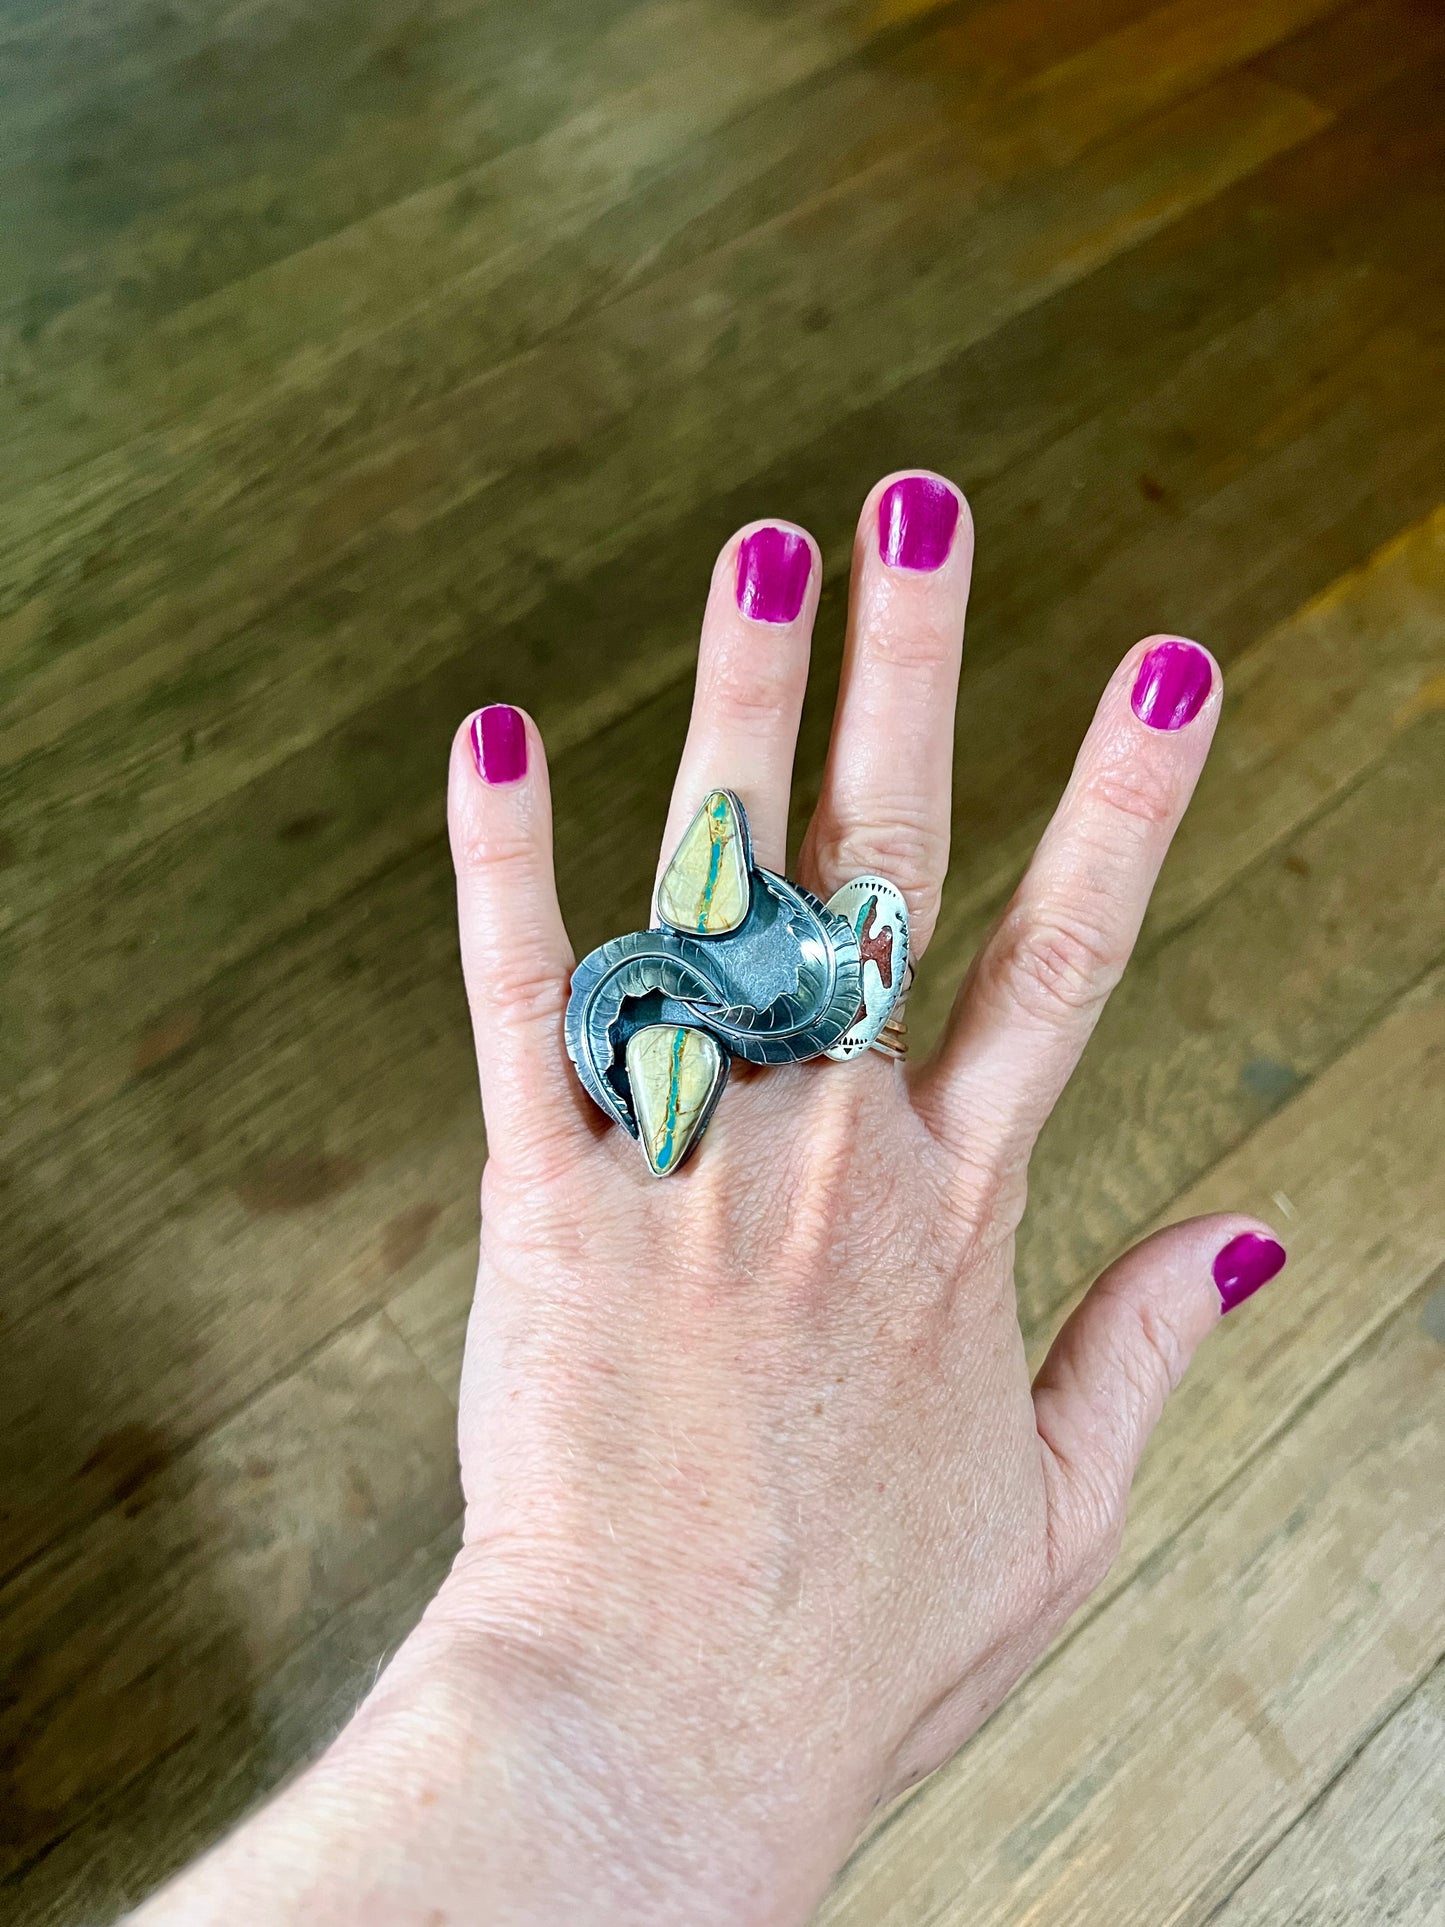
[869,1015,910,1060]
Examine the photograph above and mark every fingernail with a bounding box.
[735,525,813,623]
[471,705,527,785]
[1213,1232,1287,1314]
[877,475,960,572]
[1131,638,1214,731]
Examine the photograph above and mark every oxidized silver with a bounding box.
[564,789,909,1175]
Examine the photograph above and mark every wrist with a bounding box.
[134,1549,874,1926]
[383,1562,855,1926]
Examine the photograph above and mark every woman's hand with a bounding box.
[133,471,1285,1926]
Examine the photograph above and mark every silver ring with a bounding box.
[564,790,911,1176]
[866,959,914,1059]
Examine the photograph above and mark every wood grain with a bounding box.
[5,1522,463,1927]
[0,1313,461,1879]
[1207,1657,1445,1927]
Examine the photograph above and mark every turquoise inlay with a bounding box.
[656,1027,687,1170]
[854,894,879,981]
[696,795,729,932]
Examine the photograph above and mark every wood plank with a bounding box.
[0,1311,460,1881]
[0,0,856,431]
[1081,960,1445,1614]
[1242,0,1445,116]
[816,1274,1445,1924]
[0,45,1333,747]
[1205,1656,1445,1926]
[0,0,1319,499]
[1,1521,462,1926]
[985,0,1351,168]
[1148,506,1445,932]
[0,0,974,368]
[0,937,481,1582]
[0,62,1326,833]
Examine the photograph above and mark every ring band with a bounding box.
[565,790,913,1175]
[869,1023,909,1060]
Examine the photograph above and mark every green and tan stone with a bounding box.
[626,1025,727,1176]
[655,790,751,935]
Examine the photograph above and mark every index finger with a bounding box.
[919,637,1221,1167]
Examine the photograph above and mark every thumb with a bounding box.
[1032,1216,1287,1575]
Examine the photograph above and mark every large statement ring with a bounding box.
[565,790,911,1176]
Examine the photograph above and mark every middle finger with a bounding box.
[798,470,973,956]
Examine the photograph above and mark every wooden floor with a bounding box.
[2,0,1443,1918]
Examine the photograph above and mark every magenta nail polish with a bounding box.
[471,705,527,785]
[1131,639,1213,731]
[735,526,812,623]
[877,475,960,572]
[1213,1232,1287,1313]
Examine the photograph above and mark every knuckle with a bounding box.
[939,1140,1024,1247]
[983,906,1123,1024]
[1124,1292,1191,1398]
[486,962,568,1031]
[705,655,797,734]
[454,825,537,880]
[1088,758,1178,834]
[872,611,957,673]
[811,814,946,922]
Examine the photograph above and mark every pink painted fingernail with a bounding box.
[1131,638,1213,730]
[877,475,960,572]
[735,525,812,623]
[471,705,527,785]
[1213,1232,1287,1313]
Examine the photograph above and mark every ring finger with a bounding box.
[657,519,820,879]
[798,470,973,955]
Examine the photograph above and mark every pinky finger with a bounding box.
[448,705,586,1175]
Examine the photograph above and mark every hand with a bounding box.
[132,471,1286,1926]
[435,471,1284,1913]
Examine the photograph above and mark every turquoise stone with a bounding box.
[626,1024,726,1176]
[655,790,750,935]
